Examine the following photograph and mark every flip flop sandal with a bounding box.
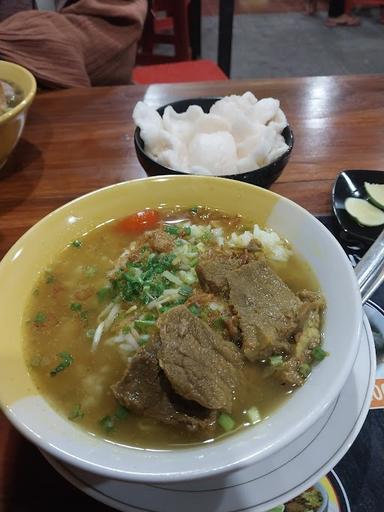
[325,17,360,27]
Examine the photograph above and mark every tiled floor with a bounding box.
[202,0,328,16]
[202,8,384,79]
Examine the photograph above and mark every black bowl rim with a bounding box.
[133,97,294,179]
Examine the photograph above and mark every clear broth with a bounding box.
[23,208,320,449]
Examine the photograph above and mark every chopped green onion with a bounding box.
[201,231,213,242]
[114,405,129,420]
[189,258,199,267]
[111,251,175,304]
[188,303,201,317]
[134,319,157,332]
[138,334,150,345]
[97,287,111,303]
[312,346,329,362]
[45,273,55,284]
[33,311,46,325]
[70,302,82,312]
[218,413,236,432]
[247,406,261,424]
[178,270,196,285]
[190,206,198,214]
[298,363,311,379]
[122,325,131,335]
[50,352,74,377]
[68,404,84,421]
[159,304,173,313]
[99,415,115,433]
[71,239,82,248]
[143,313,156,321]
[99,405,129,433]
[212,317,226,330]
[162,270,183,286]
[164,225,180,236]
[178,285,193,297]
[269,355,283,367]
[183,226,191,236]
[84,265,97,277]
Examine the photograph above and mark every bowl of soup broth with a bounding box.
[0,60,36,169]
[0,176,362,483]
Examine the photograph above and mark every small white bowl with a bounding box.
[0,176,362,483]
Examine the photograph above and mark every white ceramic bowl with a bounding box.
[0,176,362,483]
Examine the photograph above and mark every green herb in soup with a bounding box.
[284,486,323,511]
[0,80,23,115]
[23,207,326,449]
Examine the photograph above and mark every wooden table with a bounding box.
[1,75,384,511]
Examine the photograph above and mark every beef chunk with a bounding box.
[227,260,301,361]
[274,291,325,387]
[273,358,304,388]
[224,315,242,346]
[295,291,325,360]
[247,239,263,253]
[157,306,243,412]
[112,341,216,433]
[186,290,216,307]
[144,229,174,253]
[196,248,255,297]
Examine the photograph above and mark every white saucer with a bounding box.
[43,315,375,512]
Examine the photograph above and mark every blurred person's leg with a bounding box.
[0,0,148,88]
[326,0,360,26]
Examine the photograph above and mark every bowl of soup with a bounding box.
[0,60,36,169]
[0,176,362,483]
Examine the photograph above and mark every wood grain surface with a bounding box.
[1,75,384,511]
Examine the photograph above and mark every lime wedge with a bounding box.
[365,182,384,209]
[345,197,384,227]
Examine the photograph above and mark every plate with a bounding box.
[42,315,375,512]
[332,169,384,242]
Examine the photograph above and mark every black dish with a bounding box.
[332,169,384,242]
[134,97,294,189]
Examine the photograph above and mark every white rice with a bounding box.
[252,224,291,261]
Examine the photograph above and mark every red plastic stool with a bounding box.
[137,0,191,65]
[133,60,228,85]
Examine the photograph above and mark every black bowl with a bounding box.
[333,169,384,242]
[134,97,294,189]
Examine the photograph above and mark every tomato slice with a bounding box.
[117,209,160,234]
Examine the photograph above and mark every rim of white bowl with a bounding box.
[0,176,363,483]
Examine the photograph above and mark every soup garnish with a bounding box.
[24,207,326,448]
